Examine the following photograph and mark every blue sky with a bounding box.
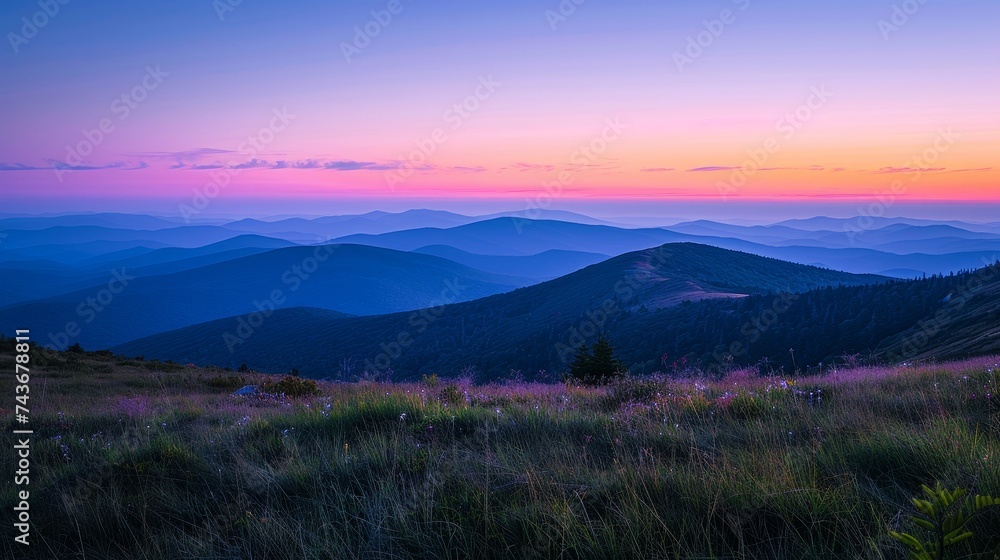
[1,0,997,219]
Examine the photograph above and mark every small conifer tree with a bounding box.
[569,334,625,385]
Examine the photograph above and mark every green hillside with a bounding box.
[114,243,889,379]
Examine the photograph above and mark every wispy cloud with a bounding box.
[872,166,946,174]
[504,162,557,173]
[9,153,982,182]
[0,160,146,171]
[497,161,622,174]
[133,148,237,171]
[800,192,899,198]
[942,167,992,174]
[229,158,271,170]
[133,148,234,160]
[686,165,829,173]
[452,166,486,173]
[756,165,827,172]
[169,158,415,171]
[48,160,142,171]
[569,161,622,172]
[0,162,52,171]
[272,159,324,169]
[688,166,741,172]
[323,160,401,171]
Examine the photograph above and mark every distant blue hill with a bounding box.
[0,244,531,350]
[335,217,684,256]
[0,235,300,305]
[0,240,170,264]
[774,216,1000,235]
[221,209,624,240]
[114,242,888,378]
[220,209,477,240]
[79,234,299,268]
[0,225,248,251]
[336,217,999,276]
[662,220,1000,254]
[411,245,609,280]
[0,212,182,231]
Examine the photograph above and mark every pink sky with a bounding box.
[1,0,997,216]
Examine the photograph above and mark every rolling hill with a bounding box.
[6,213,996,277]
[220,209,626,241]
[875,268,1000,361]
[2,244,531,350]
[0,212,183,231]
[0,225,251,251]
[114,243,888,378]
[337,218,999,277]
[411,245,610,281]
[0,235,301,306]
[79,234,298,267]
[333,218,684,256]
[220,209,477,239]
[774,216,1000,234]
[0,239,171,264]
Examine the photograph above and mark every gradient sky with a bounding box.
[1,0,997,218]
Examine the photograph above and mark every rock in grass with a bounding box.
[232,385,259,396]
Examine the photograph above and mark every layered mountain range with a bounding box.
[2,210,997,380]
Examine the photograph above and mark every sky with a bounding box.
[0,0,997,220]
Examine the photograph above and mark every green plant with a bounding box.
[439,383,463,406]
[261,375,320,397]
[204,375,246,390]
[142,359,184,372]
[889,482,1000,560]
[726,393,765,419]
[569,334,626,385]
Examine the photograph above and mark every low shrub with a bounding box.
[204,375,246,390]
[262,375,320,397]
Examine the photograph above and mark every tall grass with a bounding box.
[1,351,998,558]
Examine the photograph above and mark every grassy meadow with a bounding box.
[2,348,999,559]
